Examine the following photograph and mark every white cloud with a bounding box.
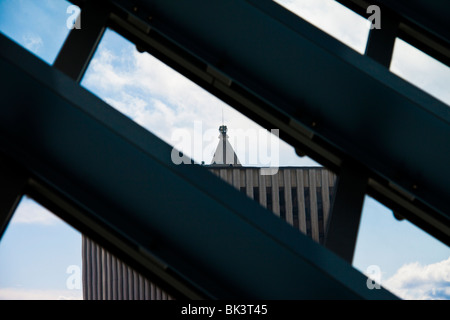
[274,0,370,53]
[22,33,43,54]
[383,257,450,300]
[85,49,131,91]
[390,39,450,106]
[83,36,313,167]
[9,197,63,226]
[0,288,82,300]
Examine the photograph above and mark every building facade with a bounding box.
[82,126,336,299]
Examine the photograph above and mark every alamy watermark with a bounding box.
[66,265,81,290]
[367,5,381,30]
[170,121,280,175]
[66,5,81,30]
[366,265,382,289]
[66,4,382,30]
[65,4,382,31]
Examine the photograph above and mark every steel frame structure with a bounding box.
[1,0,449,299]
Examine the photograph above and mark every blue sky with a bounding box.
[0,0,449,300]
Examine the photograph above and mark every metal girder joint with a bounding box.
[324,159,368,263]
[53,0,111,82]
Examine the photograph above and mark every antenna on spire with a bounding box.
[219,108,227,135]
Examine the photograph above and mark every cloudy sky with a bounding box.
[0,0,449,300]
[0,197,82,300]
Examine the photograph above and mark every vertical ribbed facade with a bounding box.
[82,166,336,299]
[82,236,173,300]
[208,167,336,243]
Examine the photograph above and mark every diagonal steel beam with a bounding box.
[0,33,397,299]
[324,160,368,263]
[0,156,29,240]
[53,0,110,82]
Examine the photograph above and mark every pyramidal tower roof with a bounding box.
[210,125,241,166]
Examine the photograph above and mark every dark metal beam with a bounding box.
[0,156,29,239]
[325,160,368,263]
[102,0,450,246]
[365,7,399,68]
[336,0,450,67]
[53,0,110,82]
[0,33,397,299]
[398,24,450,67]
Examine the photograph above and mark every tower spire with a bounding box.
[211,124,241,166]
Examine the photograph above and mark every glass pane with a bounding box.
[390,38,450,106]
[273,0,371,54]
[353,195,450,300]
[0,0,80,65]
[0,196,82,300]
